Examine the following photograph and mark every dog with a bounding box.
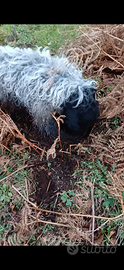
[0,45,99,141]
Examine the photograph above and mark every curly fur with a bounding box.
[0,45,99,139]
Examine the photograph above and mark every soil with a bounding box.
[29,154,77,207]
[27,134,79,223]
[0,102,80,217]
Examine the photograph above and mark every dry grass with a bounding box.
[60,24,124,201]
[90,125,124,200]
[60,24,124,73]
[0,108,45,155]
[60,24,124,119]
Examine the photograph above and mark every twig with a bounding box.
[30,144,47,154]
[120,191,124,213]
[13,124,42,155]
[35,208,40,234]
[40,146,46,161]
[12,185,124,221]
[13,24,16,43]
[91,183,95,243]
[53,193,59,210]
[12,185,70,228]
[12,185,37,208]
[101,49,124,69]
[51,112,66,158]
[0,163,37,183]
[69,144,77,158]
[36,208,124,221]
[0,109,43,156]
[0,165,28,183]
[88,219,110,234]
[25,177,29,200]
[28,217,70,228]
[107,32,124,43]
[0,115,15,136]
[46,179,52,192]
[0,143,12,153]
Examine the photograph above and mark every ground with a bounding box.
[0,24,124,246]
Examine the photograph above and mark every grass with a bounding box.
[0,24,82,53]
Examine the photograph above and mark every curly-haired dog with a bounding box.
[0,46,99,140]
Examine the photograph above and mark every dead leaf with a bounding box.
[10,204,17,215]
[95,234,103,245]
[110,236,117,246]
[42,236,47,245]
[12,143,29,152]
[0,156,10,166]
[46,137,59,160]
[108,230,116,239]
[2,167,8,172]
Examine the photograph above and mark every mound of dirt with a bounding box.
[30,155,77,210]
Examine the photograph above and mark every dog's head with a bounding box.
[60,87,99,139]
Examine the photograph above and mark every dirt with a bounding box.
[0,102,79,214]
[30,154,77,207]
[28,139,79,223]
